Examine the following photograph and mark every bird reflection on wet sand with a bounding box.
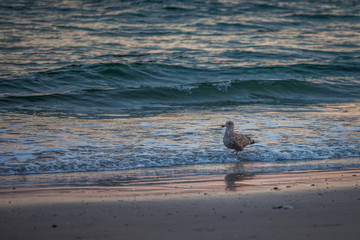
[224,163,255,191]
[225,172,255,191]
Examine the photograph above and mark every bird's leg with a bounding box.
[234,151,242,158]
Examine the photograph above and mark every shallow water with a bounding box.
[1,103,359,176]
[1,0,360,181]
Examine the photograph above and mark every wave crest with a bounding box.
[1,63,359,115]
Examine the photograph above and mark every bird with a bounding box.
[222,121,256,152]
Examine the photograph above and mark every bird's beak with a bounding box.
[221,125,225,128]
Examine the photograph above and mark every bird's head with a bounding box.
[222,121,234,129]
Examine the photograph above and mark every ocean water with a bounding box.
[1,0,360,185]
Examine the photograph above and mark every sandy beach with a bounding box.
[1,169,359,240]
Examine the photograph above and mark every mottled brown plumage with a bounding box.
[222,121,255,152]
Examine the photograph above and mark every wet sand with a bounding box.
[1,169,359,240]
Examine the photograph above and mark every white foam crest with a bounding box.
[214,80,232,92]
[176,84,200,94]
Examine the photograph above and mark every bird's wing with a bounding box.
[233,133,252,146]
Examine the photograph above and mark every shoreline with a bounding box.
[1,169,359,239]
[1,168,359,200]
[1,158,359,189]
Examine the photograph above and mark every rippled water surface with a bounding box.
[1,0,360,181]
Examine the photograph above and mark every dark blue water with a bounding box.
[1,0,360,179]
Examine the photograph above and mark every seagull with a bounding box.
[222,121,256,152]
